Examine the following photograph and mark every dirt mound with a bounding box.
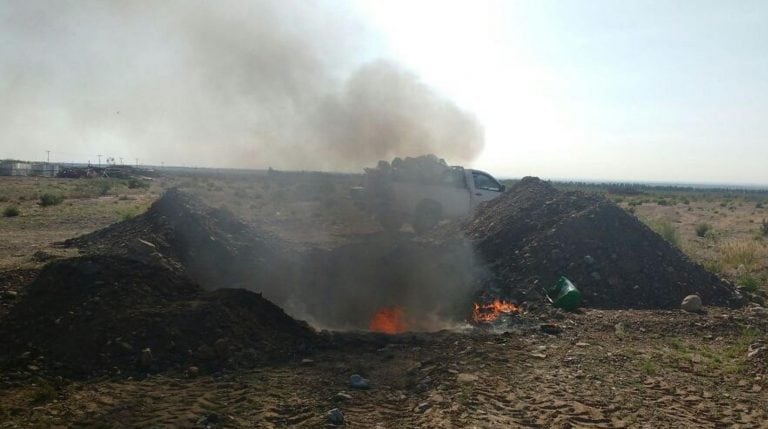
[464,177,743,309]
[63,188,481,331]
[65,188,296,299]
[0,255,315,377]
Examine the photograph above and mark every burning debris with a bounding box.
[471,299,520,324]
[369,306,407,334]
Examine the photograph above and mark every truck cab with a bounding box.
[468,169,505,206]
[354,165,506,234]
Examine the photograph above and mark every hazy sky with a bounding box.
[1,1,767,184]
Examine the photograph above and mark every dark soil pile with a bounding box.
[0,255,315,377]
[65,189,297,301]
[464,177,743,309]
[0,268,37,319]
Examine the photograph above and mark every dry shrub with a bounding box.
[2,206,20,217]
[719,239,766,269]
[695,223,713,238]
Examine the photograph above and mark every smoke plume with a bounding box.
[1,0,483,169]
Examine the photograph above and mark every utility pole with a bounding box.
[97,154,102,168]
[45,150,50,163]
[135,158,139,168]
[119,157,123,166]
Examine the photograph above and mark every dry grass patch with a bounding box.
[719,239,767,269]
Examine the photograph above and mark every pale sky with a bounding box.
[1,1,767,185]
[355,1,768,185]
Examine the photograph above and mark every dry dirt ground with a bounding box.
[0,177,159,271]
[619,194,768,290]
[1,309,767,428]
[1,174,768,428]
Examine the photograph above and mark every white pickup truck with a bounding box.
[352,166,506,233]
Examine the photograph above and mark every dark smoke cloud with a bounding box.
[312,61,484,168]
[1,0,484,169]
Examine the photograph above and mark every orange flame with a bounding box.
[369,306,406,334]
[472,299,519,323]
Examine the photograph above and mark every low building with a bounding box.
[0,162,32,176]
[30,163,60,177]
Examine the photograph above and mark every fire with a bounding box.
[472,299,519,323]
[369,306,406,334]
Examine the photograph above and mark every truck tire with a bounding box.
[412,200,442,234]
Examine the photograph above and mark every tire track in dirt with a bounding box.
[4,311,767,428]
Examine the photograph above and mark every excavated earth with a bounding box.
[0,180,747,379]
[0,181,766,428]
[0,255,316,378]
[64,188,297,296]
[463,177,743,309]
[0,190,319,378]
[63,189,479,331]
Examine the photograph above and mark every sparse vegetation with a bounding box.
[118,207,139,221]
[2,206,20,217]
[737,273,761,293]
[39,193,64,207]
[97,180,113,196]
[720,239,763,269]
[695,223,712,238]
[640,359,659,375]
[27,380,57,404]
[652,220,680,247]
[761,219,768,237]
[703,260,723,274]
[126,178,150,189]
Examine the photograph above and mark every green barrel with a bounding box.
[547,277,582,311]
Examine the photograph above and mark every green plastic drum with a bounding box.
[547,276,582,311]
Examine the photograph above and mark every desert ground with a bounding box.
[1,171,768,428]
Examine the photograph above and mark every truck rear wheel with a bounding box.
[412,200,442,234]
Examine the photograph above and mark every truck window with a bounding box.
[472,172,502,191]
[442,169,467,188]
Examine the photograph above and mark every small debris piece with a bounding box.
[327,408,344,425]
[139,348,153,367]
[332,392,352,402]
[1,290,18,300]
[614,323,626,339]
[457,373,479,383]
[540,323,562,335]
[349,374,370,389]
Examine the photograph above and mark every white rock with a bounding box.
[681,295,702,313]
